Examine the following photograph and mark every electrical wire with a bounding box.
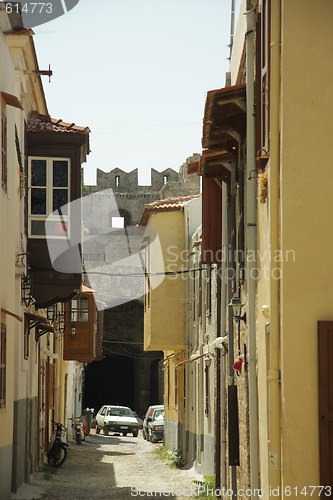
[83,266,213,278]
[102,344,161,360]
[103,339,143,345]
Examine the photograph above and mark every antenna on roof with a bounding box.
[33,64,53,83]
[228,0,236,60]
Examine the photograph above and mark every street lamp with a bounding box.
[229,296,246,324]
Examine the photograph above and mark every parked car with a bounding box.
[95,405,139,437]
[142,404,164,441]
[147,407,164,443]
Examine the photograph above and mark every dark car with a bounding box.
[147,407,164,443]
[142,404,164,441]
[142,405,163,440]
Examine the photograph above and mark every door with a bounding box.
[318,321,333,491]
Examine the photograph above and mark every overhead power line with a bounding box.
[83,266,213,278]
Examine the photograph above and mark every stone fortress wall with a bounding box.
[83,154,200,227]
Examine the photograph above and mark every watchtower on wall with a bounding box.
[83,154,200,226]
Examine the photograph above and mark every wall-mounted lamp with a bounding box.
[47,305,57,323]
[21,274,34,307]
[229,296,246,324]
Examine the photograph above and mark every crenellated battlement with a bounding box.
[84,154,200,226]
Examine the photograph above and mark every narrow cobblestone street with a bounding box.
[32,431,201,500]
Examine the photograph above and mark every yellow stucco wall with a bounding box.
[256,0,333,492]
[144,210,186,351]
[278,0,333,487]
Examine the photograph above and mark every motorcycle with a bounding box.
[70,417,85,445]
[47,421,68,467]
[80,415,89,439]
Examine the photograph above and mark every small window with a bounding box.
[163,175,168,185]
[205,365,209,415]
[0,324,6,408]
[1,112,7,192]
[24,318,30,360]
[70,297,89,322]
[111,216,124,228]
[115,175,120,187]
[206,268,212,316]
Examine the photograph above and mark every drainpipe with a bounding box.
[245,1,260,496]
[268,0,281,495]
[220,185,228,490]
[227,196,237,500]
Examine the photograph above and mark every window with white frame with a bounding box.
[28,157,70,237]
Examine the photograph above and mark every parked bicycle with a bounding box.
[47,420,69,467]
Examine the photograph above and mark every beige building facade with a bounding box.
[0,11,47,497]
[225,0,333,496]
[0,8,97,499]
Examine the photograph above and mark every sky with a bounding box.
[33,0,240,186]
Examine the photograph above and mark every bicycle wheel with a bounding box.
[48,443,67,467]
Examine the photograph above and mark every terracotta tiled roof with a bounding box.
[81,284,95,294]
[4,28,34,35]
[139,194,201,226]
[203,83,246,125]
[27,111,90,135]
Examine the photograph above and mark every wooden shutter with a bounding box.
[202,177,222,264]
[255,1,271,169]
[1,113,7,191]
[261,0,271,154]
[0,324,6,407]
[318,321,333,489]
